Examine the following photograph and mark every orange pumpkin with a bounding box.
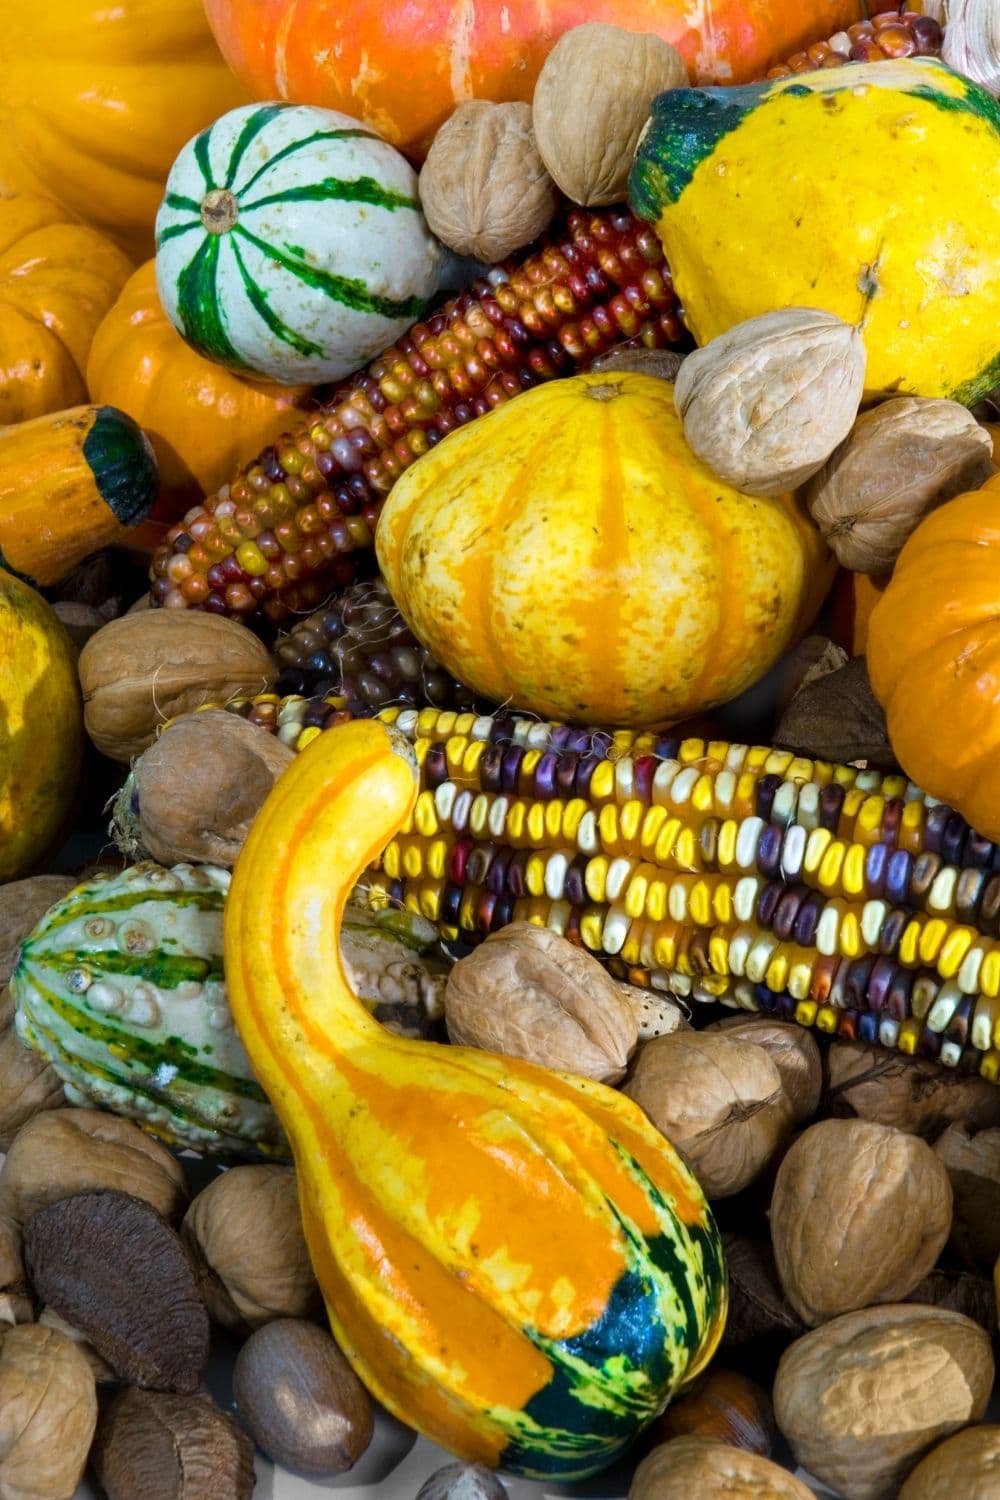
[86,262,312,530]
[204,0,865,159]
[376,371,833,727]
[828,568,891,657]
[867,476,1000,840]
[0,196,133,426]
[0,0,248,263]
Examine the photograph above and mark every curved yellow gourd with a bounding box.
[224,719,727,1477]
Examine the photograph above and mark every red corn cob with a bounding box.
[149,207,687,624]
[766,6,943,76]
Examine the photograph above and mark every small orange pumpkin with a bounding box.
[867,475,1000,839]
[376,370,832,727]
[0,195,133,426]
[86,261,312,530]
[828,568,891,657]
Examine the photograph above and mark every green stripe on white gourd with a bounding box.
[155,102,445,382]
[11,862,287,1160]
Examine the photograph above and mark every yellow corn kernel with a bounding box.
[673,827,699,872]
[937,928,973,981]
[598,803,624,856]
[459,887,479,934]
[667,877,692,924]
[803,827,833,876]
[980,1050,1000,1083]
[897,1017,923,1054]
[716,819,739,870]
[639,805,668,853]
[709,932,731,976]
[645,878,668,923]
[917,917,949,965]
[842,843,867,899]
[619,800,645,853]
[543,800,564,841]
[580,908,606,952]
[788,956,815,1001]
[734,771,759,817]
[982,949,1000,999]
[624,871,650,920]
[654,928,679,970]
[382,843,401,880]
[839,908,862,960]
[899,799,927,853]
[427,838,450,881]
[712,881,733,925]
[692,774,716,815]
[854,796,885,844]
[297,725,322,752]
[816,839,846,895]
[417,884,442,921]
[560,799,587,845]
[679,737,707,765]
[585,857,609,904]
[469,793,491,838]
[815,1003,840,1034]
[765,948,790,993]
[796,998,819,1027]
[413,792,439,838]
[526,853,547,898]
[506,801,528,846]
[589,760,616,803]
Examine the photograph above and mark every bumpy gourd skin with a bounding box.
[0,571,83,882]
[630,59,1000,404]
[224,719,727,1478]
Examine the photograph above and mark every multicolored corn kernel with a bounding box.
[149,206,688,623]
[766,9,943,76]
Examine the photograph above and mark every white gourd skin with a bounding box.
[155,102,445,382]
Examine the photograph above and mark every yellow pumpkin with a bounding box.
[0,1,248,263]
[0,571,84,882]
[86,261,312,530]
[375,371,832,727]
[0,195,133,427]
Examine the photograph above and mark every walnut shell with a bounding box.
[533,23,688,207]
[0,1323,97,1498]
[674,308,866,496]
[0,1108,188,1228]
[0,988,65,1152]
[0,876,76,989]
[181,1164,322,1333]
[773,1305,994,1500]
[823,1041,1000,1136]
[114,709,294,866]
[934,1123,1000,1273]
[898,1425,1000,1499]
[419,102,556,263]
[629,1436,814,1500]
[770,1118,953,1327]
[706,1017,821,1125]
[0,1213,32,1328]
[807,396,994,572]
[78,611,277,762]
[622,1031,793,1198]
[444,923,637,1083]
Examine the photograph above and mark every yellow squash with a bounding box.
[629,60,1000,404]
[0,1,248,262]
[0,571,83,882]
[376,370,831,727]
[224,718,727,1477]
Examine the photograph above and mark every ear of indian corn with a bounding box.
[196,696,1000,1079]
[148,207,687,623]
[765,8,943,76]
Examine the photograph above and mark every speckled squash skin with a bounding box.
[375,370,831,727]
[225,718,728,1478]
[629,59,1000,404]
[11,862,286,1158]
[0,571,83,883]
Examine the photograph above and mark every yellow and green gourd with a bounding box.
[224,717,728,1478]
[629,59,1000,404]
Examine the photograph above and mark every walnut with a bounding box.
[898,1424,1000,1499]
[111,709,294,866]
[806,397,993,571]
[419,102,557,263]
[78,611,277,762]
[444,924,637,1083]
[629,1436,814,1500]
[717,1233,805,1355]
[0,876,76,989]
[181,1164,322,1333]
[622,1031,793,1198]
[0,989,65,1152]
[770,1119,953,1327]
[0,1324,97,1499]
[674,308,867,496]
[0,1108,189,1228]
[822,1040,1000,1136]
[934,1123,1000,1273]
[706,1017,821,1125]
[773,1305,994,1500]
[533,23,688,207]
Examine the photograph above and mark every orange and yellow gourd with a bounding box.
[224,718,727,1477]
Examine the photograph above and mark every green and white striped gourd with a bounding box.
[155,101,445,382]
[11,862,286,1160]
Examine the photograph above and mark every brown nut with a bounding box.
[629,1435,815,1500]
[0,876,76,989]
[770,1118,953,1327]
[773,1304,994,1500]
[898,1425,1000,1500]
[647,1368,775,1457]
[0,1108,188,1228]
[622,1031,793,1198]
[91,1387,255,1500]
[674,308,866,496]
[774,654,897,770]
[533,24,688,207]
[717,1232,805,1355]
[417,1464,508,1500]
[112,709,294,866]
[444,923,637,1084]
[0,1323,97,1500]
[419,102,557,263]
[234,1318,374,1477]
[706,1017,822,1125]
[78,611,277,762]
[822,1041,1000,1136]
[0,989,65,1152]
[23,1189,210,1393]
[181,1164,322,1332]
[806,396,994,572]
[0,1214,32,1328]
[905,1268,998,1338]
[934,1122,1000,1273]
[590,347,687,383]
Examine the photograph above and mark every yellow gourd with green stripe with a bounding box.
[629,59,1000,405]
[224,717,727,1477]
